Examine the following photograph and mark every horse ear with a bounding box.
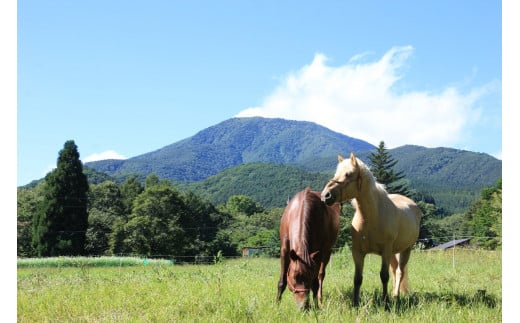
[338,154,344,162]
[350,152,357,165]
[289,249,298,261]
[310,250,321,261]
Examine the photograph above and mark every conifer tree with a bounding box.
[32,140,89,256]
[368,141,411,197]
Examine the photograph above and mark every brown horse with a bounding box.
[277,188,340,310]
[321,153,422,308]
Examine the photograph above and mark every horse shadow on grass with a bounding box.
[337,287,499,313]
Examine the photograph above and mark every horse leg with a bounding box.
[379,252,391,310]
[317,252,331,307]
[393,247,412,297]
[389,254,399,296]
[352,249,365,307]
[276,240,290,303]
[312,277,320,309]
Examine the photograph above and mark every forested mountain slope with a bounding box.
[68,117,501,214]
[86,117,375,182]
[177,163,332,208]
[388,145,501,189]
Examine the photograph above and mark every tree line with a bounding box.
[17,140,502,259]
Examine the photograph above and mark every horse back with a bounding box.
[280,189,340,254]
[306,190,340,250]
[388,194,422,242]
[389,194,422,223]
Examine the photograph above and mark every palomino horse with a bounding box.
[321,153,422,308]
[277,188,340,310]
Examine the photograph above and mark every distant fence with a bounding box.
[17,236,500,268]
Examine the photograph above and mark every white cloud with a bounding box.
[83,150,127,163]
[236,46,495,149]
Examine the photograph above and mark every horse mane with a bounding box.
[355,157,388,195]
[298,187,317,267]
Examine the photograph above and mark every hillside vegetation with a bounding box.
[18,148,502,262]
[40,117,500,214]
[177,163,331,208]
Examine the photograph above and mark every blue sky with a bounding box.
[15,1,503,186]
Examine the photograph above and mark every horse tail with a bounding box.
[391,254,412,295]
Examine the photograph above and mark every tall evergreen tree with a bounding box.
[32,140,89,256]
[368,141,411,197]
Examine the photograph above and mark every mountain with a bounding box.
[80,116,501,214]
[175,148,501,213]
[86,117,376,182]
[388,145,501,189]
[384,145,502,213]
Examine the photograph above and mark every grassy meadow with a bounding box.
[17,249,501,322]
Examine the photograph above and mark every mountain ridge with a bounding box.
[86,117,377,182]
[84,117,501,188]
[77,116,500,214]
[20,117,501,214]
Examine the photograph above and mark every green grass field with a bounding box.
[17,249,501,322]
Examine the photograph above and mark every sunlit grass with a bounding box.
[17,256,174,268]
[18,249,501,322]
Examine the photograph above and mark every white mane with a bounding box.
[354,157,388,195]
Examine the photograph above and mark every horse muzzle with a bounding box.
[295,296,311,311]
[321,189,336,206]
[291,289,311,311]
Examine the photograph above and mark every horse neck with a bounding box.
[353,178,383,223]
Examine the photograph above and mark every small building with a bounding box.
[241,246,270,257]
[430,238,471,251]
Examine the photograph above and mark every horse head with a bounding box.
[286,249,321,310]
[321,152,363,206]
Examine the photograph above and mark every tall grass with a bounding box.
[17,256,175,268]
[17,249,501,322]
